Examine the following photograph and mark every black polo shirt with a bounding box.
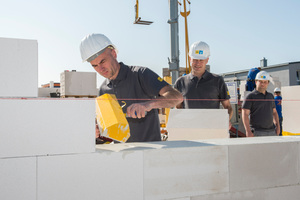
[99,62,169,142]
[242,90,275,131]
[174,71,230,108]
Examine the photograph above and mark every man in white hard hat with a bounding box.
[245,67,261,91]
[80,33,183,143]
[174,41,233,126]
[242,71,280,137]
[274,87,283,136]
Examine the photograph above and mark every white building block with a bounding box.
[167,109,229,140]
[0,37,38,97]
[228,142,299,191]
[143,142,229,200]
[37,151,143,200]
[60,71,98,96]
[0,157,36,200]
[0,99,95,158]
[282,85,300,134]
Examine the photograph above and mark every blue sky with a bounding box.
[1,0,300,87]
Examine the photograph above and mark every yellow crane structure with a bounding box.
[179,0,191,74]
[134,0,153,25]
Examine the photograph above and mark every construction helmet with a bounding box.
[274,87,281,92]
[80,33,117,62]
[189,41,210,60]
[255,71,270,81]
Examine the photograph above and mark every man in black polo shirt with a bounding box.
[242,71,280,137]
[174,41,233,123]
[80,33,183,143]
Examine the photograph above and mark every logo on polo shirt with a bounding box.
[195,50,203,55]
[157,77,163,82]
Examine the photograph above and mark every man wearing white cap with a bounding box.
[242,71,280,137]
[80,33,183,143]
[174,41,233,122]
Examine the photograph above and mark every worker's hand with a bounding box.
[246,131,254,137]
[126,103,149,119]
[229,121,232,130]
[95,123,100,138]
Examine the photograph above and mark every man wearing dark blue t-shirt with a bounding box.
[242,71,280,137]
[80,33,183,142]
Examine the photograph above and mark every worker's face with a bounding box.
[90,48,120,80]
[255,80,269,90]
[190,57,209,74]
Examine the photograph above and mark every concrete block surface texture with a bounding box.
[228,142,299,191]
[143,143,229,200]
[0,37,38,97]
[37,151,144,200]
[167,109,229,140]
[0,157,36,200]
[0,99,95,158]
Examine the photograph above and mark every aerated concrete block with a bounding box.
[167,109,229,140]
[228,142,299,191]
[282,85,300,134]
[0,37,38,97]
[143,142,229,200]
[0,99,95,158]
[37,151,143,200]
[60,71,98,96]
[0,157,36,200]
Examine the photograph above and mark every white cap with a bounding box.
[255,71,270,81]
[189,41,210,60]
[274,87,281,92]
[80,33,117,62]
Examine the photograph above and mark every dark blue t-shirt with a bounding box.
[242,90,276,131]
[99,62,169,142]
[174,71,230,108]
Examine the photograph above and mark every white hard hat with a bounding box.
[80,33,117,62]
[189,41,210,60]
[255,71,270,81]
[274,87,281,92]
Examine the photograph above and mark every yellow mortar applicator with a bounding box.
[95,94,130,143]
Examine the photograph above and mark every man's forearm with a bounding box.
[147,90,183,110]
[242,110,253,137]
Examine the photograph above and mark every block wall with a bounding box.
[2,137,300,200]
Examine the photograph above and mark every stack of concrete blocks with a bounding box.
[60,71,98,97]
[0,37,95,200]
[282,85,300,135]
[167,109,229,140]
[32,137,300,200]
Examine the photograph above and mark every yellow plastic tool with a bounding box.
[282,131,300,136]
[96,94,130,143]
